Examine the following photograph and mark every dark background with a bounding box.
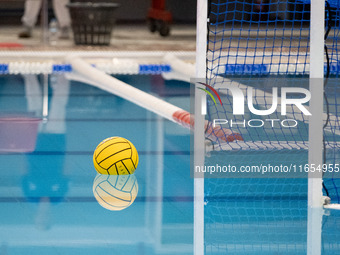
[0,0,310,25]
[0,0,197,25]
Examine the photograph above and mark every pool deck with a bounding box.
[0,24,196,52]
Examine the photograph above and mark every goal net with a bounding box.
[204,0,340,202]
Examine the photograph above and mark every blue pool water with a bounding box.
[0,74,193,255]
[0,74,339,254]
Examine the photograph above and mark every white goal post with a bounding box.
[193,0,207,255]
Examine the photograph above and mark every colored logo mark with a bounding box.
[198,82,223,106]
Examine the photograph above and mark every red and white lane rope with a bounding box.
[67,56,242,143]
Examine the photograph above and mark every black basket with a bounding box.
[67,2,120,46]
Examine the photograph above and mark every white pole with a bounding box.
[307,0,325,252]
[194,0,207,254]
[42,74,49,121]
[308,0,324,211]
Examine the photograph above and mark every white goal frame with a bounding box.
[194,0,326,254]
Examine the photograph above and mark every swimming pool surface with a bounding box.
[0,74,339,254]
